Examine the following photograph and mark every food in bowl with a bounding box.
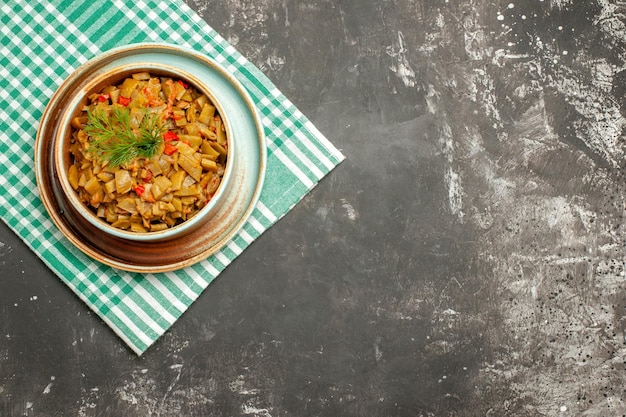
[67,71,228,233]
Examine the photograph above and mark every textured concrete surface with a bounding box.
[2,1,626,416]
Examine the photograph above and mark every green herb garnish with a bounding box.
[84,107,166,167]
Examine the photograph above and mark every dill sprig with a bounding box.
[84,107,166,167]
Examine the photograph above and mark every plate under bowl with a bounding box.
[35,43,266,273]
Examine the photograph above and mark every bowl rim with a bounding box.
[55,63,235,242]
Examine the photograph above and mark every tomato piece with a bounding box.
[118,95,131,106]
[163,142,178,155]
[163,131,179,142]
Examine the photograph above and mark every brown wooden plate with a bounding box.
[35,44,266,273]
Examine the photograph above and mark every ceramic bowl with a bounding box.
[55,64,234,243]
[35,44,266,272]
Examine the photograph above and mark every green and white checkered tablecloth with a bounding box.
[0,0,344,355]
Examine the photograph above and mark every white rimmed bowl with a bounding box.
[56,64,234,242]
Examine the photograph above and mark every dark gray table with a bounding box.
[3,1,626,416]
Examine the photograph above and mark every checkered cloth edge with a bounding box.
[0,0,344,355]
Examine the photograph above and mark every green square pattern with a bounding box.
[0,0,344,355]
